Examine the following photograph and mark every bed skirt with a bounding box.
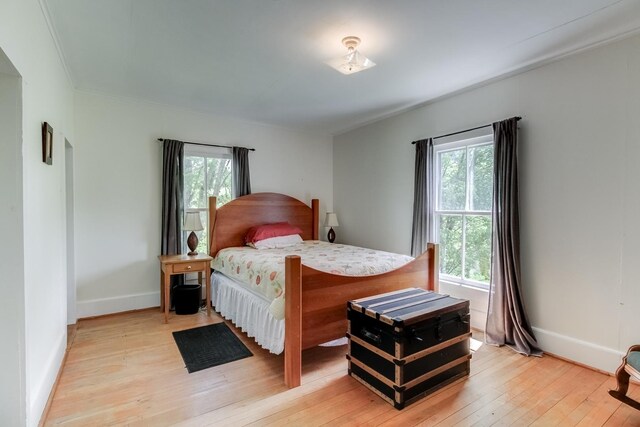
[211,271,285,354]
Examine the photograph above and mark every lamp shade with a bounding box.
[184,212,204,231]
[324,212,339,227]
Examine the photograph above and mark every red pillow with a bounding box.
[244,222,304,244]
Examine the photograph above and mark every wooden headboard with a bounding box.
[208,192,319,257]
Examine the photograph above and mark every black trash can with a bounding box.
[174,284,202,315]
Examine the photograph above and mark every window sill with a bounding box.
[438,278,489,293]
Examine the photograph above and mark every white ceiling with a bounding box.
[45,0,640,135]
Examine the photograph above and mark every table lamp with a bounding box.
[184,212,204,255]
[324,212,339,243]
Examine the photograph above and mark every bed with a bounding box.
[208,192,439,388]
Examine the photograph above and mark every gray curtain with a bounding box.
[161,139,184,256]
[485,118,542,356]
[411,138,434,257]
[232,146,251,197]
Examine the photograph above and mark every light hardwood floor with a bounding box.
[44,309,640,426]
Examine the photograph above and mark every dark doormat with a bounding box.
[172,322,253,373]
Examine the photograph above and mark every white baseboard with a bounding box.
[29,330,66,427]
[76,291,160,318]
[532,327,624,374]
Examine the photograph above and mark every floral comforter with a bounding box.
[211,240,413,319]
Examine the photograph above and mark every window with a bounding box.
[434,134,493,289]
[183,146,232,254]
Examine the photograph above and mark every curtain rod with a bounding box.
[411,116,522,144]
[157,138,256,151]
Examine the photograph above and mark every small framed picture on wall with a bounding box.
[42,122,53,165]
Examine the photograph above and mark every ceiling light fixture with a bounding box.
[327,36,376,75]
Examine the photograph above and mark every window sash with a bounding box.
[183,147,232,254]
[435,212,492,289]
[433,136,493,290]
[184,145,233,208]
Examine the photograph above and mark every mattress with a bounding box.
[211,240,413,320]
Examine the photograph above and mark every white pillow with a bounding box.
[248,234,303,249]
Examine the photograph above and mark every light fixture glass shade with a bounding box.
[344,50,375,74]
[327,36,376,75]
[327,50,376,75]
[324,212,339,227]
[184,211,204,231]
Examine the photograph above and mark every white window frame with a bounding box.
[433,133,494,290]
[183,145,233,254]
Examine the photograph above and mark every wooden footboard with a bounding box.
[284,243,439,388]
[208,193,439,389]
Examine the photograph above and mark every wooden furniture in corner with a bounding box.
[208,192,438,388]
[158,253,213,323]
[609,344,640,410]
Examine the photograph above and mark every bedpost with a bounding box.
[427,243,439,293]
[311,199,319,240]
[208,197,217,257]
[284,255,302,388]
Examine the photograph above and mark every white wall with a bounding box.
[0,0,75,425]
[334,34,640,373]
[74,91,333,317]
[0,68,26,427]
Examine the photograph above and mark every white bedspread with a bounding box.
[211,240,413,320]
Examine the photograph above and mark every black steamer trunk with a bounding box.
[347,288,471,409]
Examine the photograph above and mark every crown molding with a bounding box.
[38,0,75,88]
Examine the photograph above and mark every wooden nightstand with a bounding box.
[158,253,213,323]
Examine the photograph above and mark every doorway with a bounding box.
[0,49,26,425]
